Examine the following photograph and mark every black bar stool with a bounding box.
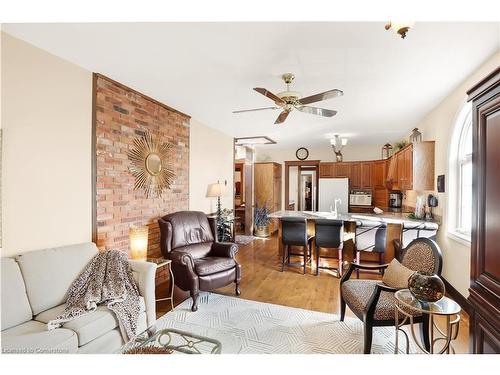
[314,219,344,277]
[281,217,314,274]
[354,220,387,278]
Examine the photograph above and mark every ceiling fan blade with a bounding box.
[232,107,279,113]
[297,106,337,117]
[254,88,285,104]
[275,110,290,124]
[299,89,343,105]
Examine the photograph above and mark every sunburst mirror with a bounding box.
[127,130,175,198]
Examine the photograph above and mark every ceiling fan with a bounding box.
[233,73,343,124]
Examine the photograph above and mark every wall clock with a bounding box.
[296,147,309,161]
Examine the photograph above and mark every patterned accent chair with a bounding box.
[158,211,241,312]
[340,238,443,354]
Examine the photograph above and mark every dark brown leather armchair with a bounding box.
[158,211,241,312]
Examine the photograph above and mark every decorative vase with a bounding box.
[254,225,270,238]
[408,271,445,303]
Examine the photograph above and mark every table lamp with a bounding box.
[129,226,149,261]
[206,181,226,217]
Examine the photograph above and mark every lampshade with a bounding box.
[129,226,148,261]
[206,182,226,198]
[330,135,348,148]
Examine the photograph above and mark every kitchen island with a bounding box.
[269,210,438,267]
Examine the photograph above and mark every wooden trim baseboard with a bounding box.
[442,277,472,316]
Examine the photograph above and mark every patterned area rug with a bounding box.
[156,293,413,354]
[234,235,256,245]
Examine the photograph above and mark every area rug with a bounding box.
[155,293,414,354]
[234,235,256,245]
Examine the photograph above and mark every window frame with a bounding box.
[447,101,473,244]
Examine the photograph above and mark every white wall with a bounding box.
[255,143,381,208]
[1,33,236,257]
[189,118,234,214]
[1,32,93,256]
[256,143,382,164]
[413,51,500,297]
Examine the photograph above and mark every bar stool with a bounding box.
[314,219,344,277]
[354,220,387,278]
[281,217,314,274]
[395,222,438,258]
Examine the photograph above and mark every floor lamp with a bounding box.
[206,181,227,241]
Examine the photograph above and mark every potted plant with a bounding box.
[394,139,409,152]
[254,203,271,238]
[217,208,235,242]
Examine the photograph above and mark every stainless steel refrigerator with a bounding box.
[318,177,349,213]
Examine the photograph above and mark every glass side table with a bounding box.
[122,327,222,354]
[147,257,174,311]
[394,289,461,354]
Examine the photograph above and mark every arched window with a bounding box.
[448,101,472,242]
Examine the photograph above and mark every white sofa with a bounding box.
[1,243,157,354]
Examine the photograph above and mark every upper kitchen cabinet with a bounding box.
[319,162,335,178]
[360,162,373,189]
[335,162,350,178]
[372,160,388,189]
[386,141,435,191]
[319,162,352,179]
[349,163,361,188]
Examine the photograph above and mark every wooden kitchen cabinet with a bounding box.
[335,163,350,177]
[373,188,389,208]
[386,141,434,191]
[349,163,361,188]
[349,206,374,214]
[372,160,387,189]
[360,162,373,189]
[254,162,282,233]
[319,162,335,178]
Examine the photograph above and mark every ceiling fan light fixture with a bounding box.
[234,73,342,125]
[385,21,415,39]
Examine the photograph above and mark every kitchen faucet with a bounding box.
[329,198,342,217]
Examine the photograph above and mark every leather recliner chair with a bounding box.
[158,211,241,311]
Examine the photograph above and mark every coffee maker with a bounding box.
[389,191,402,211]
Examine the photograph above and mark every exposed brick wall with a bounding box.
[94,74,189,284]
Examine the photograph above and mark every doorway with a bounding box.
[233,145,254,235]
[285,160,320,212]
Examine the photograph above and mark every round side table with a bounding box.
[394,289,461,354]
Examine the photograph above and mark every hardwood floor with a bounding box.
[156,233,470,353]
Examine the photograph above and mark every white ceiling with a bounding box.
[3,22,499,148]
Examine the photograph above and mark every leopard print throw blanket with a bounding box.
[47,250,141,342]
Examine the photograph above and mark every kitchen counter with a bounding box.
[269,210,439,229]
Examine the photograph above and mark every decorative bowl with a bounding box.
[408,271,445,303]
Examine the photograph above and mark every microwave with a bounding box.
[349,191,372,206]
